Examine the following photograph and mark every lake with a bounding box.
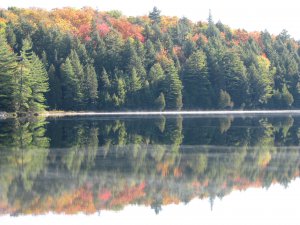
[1,113,300,224]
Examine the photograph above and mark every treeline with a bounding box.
[0,7,300,112]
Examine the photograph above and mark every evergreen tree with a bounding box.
[12,39,49,113]
[144,40,156,70]
[222,51,248,107]
[28,53,49,112]
[149,7,161,24]
[182,50,212,108]
[248,56,275,107]
[83,64,98,108]
[123,39,146,81]
[104,30,123,72]
[154,92,166,111]
[163,60,183,110]
[0,34,17,112]
[5,23,17,48]
[14,40,34,113]
[41,51,48,69]
[99,68,112,109]
[112,77,126,108]
[206,10,220,37]
[60,58,82,109]
[92,36,106,75]
[72,38,90,66]
[206,37,226,103]
[128,68,142,93]
[47,64,62,109]
[176,17,192,45]
[148,63,164,85]
[69,50,84,93]
[281,84,294,107]
[127,68,142,107]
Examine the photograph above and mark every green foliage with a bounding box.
[182,50,212,108]
[163,60,183,110]
[248,56,275,107]
[221,51,247,107]
[149,7,161,24]
[13,39,49,114]
[0,34,17,112]
[28,53,49,112]
[219,89,234,109]
[281,84,294,107]
[154,92,166,111]
[60,58,82,109]
[47,64,62,109]
[83,64,98,107]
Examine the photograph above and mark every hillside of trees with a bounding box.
[0,7,300,113]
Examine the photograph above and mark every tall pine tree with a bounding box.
[163,60,183,110]
[182,50,212,109]
[0,34,18,112]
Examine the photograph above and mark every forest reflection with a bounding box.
[0,115,300,215]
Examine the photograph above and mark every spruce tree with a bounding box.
[123,39,146,81]
[163,60,183,110]
[148,63,164,85]
[127,68,142,107]
[222,51,248,107]
[60,58,82,110]
[281,84,294,107]
[144,40,156,70]
[99,68,112,109]
[69,50,84,105]
[182,50,212,109]
[83,64,98,108]
[47,64,62,109]
[248,56,275,107]
[129,68,142,93]
[149,7,161,24]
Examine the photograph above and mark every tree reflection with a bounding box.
[1,115,300,215]
[0,117,49,214]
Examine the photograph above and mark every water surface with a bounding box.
[0,114,300,224]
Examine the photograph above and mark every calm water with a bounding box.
[1,114,300,224]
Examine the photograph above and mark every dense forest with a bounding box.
[1,115,300,214]
[1,7,300,113]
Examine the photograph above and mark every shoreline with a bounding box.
[41,110,300,117]
[2,110,300,120]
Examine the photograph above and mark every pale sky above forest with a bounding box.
[1,0,299,39]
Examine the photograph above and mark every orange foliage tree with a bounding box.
[109,17,144,42]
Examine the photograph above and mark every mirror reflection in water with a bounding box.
[0,115,300,218]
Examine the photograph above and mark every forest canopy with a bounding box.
[0,7,300,113]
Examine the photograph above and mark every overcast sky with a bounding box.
[1,0,299,39]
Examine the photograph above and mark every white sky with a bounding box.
[0,0,299,39]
